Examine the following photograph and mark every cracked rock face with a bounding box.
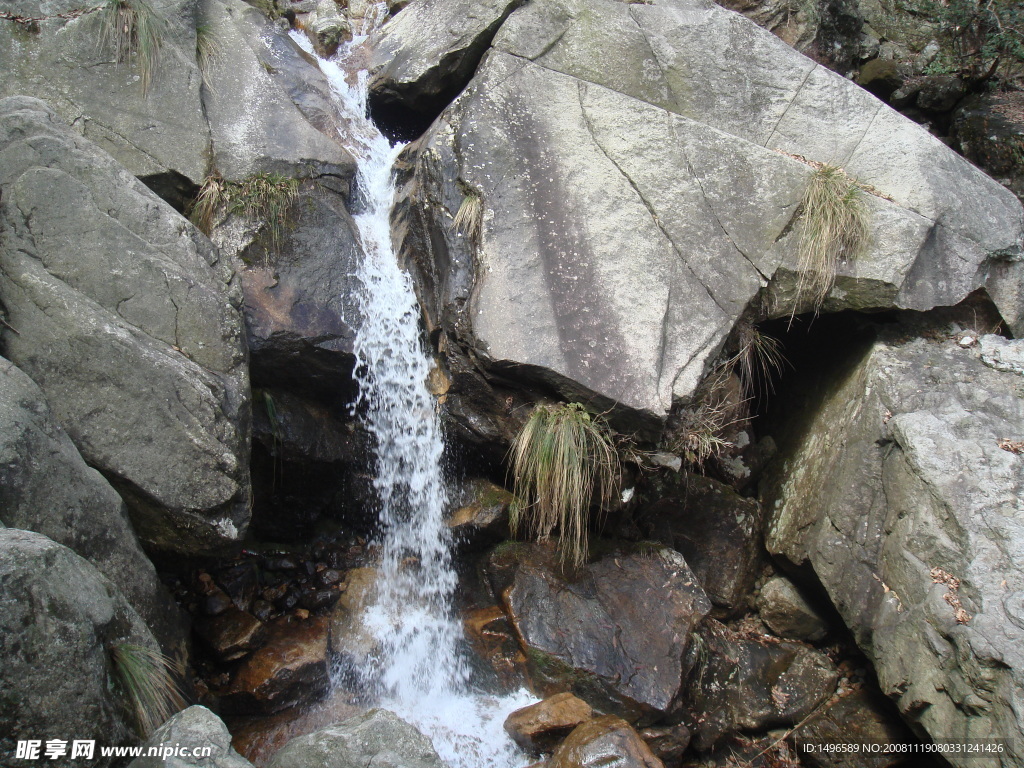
[0,0,209,185]
[763,335,1024,766]
[394,0,1024,422]
[0,96,251,554]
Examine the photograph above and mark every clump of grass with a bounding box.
[98,0,166,95]
[727,322,786,397]
[451,188,483,243]
[793,164,869,315]
[666,368,747,471]
[188,172,299,253]
[110,644,185,737]
[195,21,221,88]
[509,402,620,569]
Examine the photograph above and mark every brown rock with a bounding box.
[463,605,528,689]
[792,689,914,768]
[197,608,267,662]
[504,545,711,724]
[504,693,594,754]
[448,479,514,547]
[549,716,664,768]
[328,567,381,664]
[639,724,690,767]
[220,616,330,714]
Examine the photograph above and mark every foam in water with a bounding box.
[289,26,536,768]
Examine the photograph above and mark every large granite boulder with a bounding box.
[129,706,254,768]
[0,356,185,649]
[0,529,162,764]
[499,544,712,724]
[389,0,1023,429]
[267,708,448,768]
[764,333,1024,765]
[0,0,209,187]
[0,96,250,554]
[200,0,355,180]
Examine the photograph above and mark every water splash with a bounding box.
[289,25,534,768]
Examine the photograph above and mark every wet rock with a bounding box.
[0,96,251,554]
[197,608,267,662]
[236,194,364,398]
[757,575,829,642]
[228,689,361,766]
[448,479,515,546]
[792,690,914,768]
[201,0,355,180]
[548,716,664,768]
[0,529,159,764]
[504,693,595,754]
[220,617,330,714]
[638,475,764,617]
[328,567,382,666]
[464,605,529,688]
[639,724,690,767]
[0,356,185,650]
[763,334,1024,764]
[685,620,837,750]
[129,706,254,768]
[268,708,448,768]
[503,544,712,724]
[216,562,261,612]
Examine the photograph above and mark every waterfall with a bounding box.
[289,23,534,768]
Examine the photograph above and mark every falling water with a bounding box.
[289,23,534,768]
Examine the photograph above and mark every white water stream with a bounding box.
[290,24,534,768]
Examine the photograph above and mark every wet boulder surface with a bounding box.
[498,544,712,724]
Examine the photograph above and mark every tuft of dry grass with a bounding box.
[728,322,786,397]
[98,0,165,94]
[509,403,620,569]
[188,172,299,254]
[793,164,869,315]
[451,190,483,243]
[110,644,185,737]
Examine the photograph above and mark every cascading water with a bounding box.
[289,21,534,768]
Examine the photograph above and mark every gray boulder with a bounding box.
[0,96,250,554]
[393,0,1023,428]
[501,544,712,724]
[0,529,161,764]
[368,0,526,118]
[0,356,185,649]
[129,706,254,768]
[548,716,664,768]
[201,0,355,180]
[0,0,209,186]
[764,334,1024,765]
[757,575,829,641]
[267,708,448,768]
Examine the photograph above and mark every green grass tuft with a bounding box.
[794,164,869,315]
[110,644,185,737]
[509,402,620,569]
[98,0,166,95]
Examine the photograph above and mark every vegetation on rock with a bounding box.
[110,643,185,737]
[451,186,483,243]
[98,0,165,94]
[794,164,869,315]
[190,172,300,253]
[509,403,620,568]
